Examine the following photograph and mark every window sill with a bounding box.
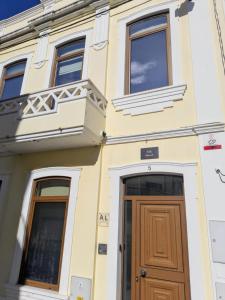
[5,284,68,300]
[112,84,187,116]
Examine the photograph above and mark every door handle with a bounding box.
[140,269,147,277]
[135,269,147,282]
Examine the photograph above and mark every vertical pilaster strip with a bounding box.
[189,0,225,298]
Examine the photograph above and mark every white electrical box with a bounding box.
[216,282,225,300]
[70,276,92,300]
[209,221,225,263]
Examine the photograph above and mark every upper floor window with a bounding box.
[126,13,171,94]
[19,177,70,291]
[0,60,26,100]
[52,38,85,86]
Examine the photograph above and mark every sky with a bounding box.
[0,0,40,20]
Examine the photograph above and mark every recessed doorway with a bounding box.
[122,174,191,300]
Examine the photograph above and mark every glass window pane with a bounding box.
[1,75,24,100]
[57,39,85,57]
[6,61,26,76]
[35,179,70,196]
[55,56,83,86]
[123,200,132,300]
[23,202,66,285]
[124,175,183,196]
[130,30,168,93]
[129,15,167,36]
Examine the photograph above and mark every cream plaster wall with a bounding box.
[0,147,102,298]
[0,137,214,300]
[93,136,213,300]
[0,0,224,299]
[105,0,198,137]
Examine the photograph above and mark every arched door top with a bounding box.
[123,173,183,196]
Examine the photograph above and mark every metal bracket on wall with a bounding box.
[215,169,225,183]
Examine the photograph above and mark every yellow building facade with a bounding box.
[0,0,225,300]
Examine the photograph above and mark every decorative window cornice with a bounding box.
[112,84,187,116]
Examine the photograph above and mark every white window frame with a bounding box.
[116,1,183,97]
[45,29,92,89]
[107,162,206,300]
[8,167,81,299]
[0,53,33,96]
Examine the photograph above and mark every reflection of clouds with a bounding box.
[131,60,157,85]
[131,75,146,84]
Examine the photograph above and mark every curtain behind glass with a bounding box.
[23,202,66,284]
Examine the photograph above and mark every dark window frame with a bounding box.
[51,38,85,87]
[19,176,71,291]
[0,60,27,100]
[125,12,172,95]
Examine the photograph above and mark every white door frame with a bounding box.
[107,162,206,300]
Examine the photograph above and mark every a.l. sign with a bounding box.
[98,212,110,227]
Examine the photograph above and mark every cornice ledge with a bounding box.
[106,122,225,145]
[0,0,101,48]
[192,122,225,134]
[0,26,36,49]
[112,83,187,116]
[0,0,131,48]
[29,0,101,28]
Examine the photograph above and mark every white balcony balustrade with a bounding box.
[0,80,107,154]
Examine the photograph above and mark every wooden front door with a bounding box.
[122,196,191,300]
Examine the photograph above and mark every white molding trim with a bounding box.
[112,83,187,115]
[41,0,57,13]
[34,30,51,69]
[116,0,182,98]
[0,53,33,95]
[107,162,206,300]
[5,284,68,300]
[8,167,81,297]
[45,29,93,89]
[92,5,110,50]
[106,122,225,145]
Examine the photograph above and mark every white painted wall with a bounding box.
[188,0,225,298]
